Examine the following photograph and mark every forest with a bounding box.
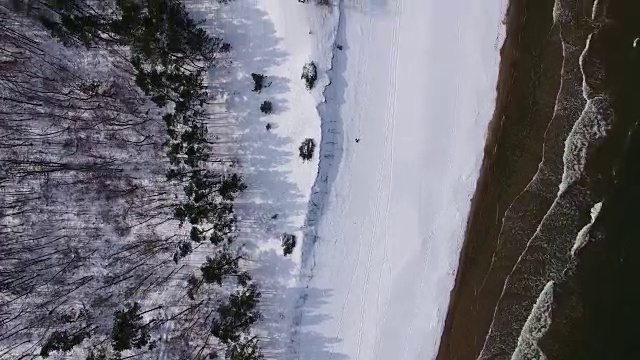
[0,0,264,358]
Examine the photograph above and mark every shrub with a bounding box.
[259,100,273,114]
[301,62,317,90]
[201,252,240,285]
[211,284,262,344]
[281,233,297,256]
[173,240,193,263]
[298,138,315,161]
[251,73,266,92]
[218,173,247,201]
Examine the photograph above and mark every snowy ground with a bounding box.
[201,0,505,359]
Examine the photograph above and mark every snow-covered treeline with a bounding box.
[0,1,264,359]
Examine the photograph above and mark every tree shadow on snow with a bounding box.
[193,1,301,231]
[252,249,347,360]
[189,1,347,359]
[188,2,300,242]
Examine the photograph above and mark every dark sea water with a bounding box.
[538,2,640,358]
[478,1,640,359]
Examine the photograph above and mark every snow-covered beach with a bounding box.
[209,0,505,358]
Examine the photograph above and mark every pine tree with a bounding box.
[211,284,262,344]
[111,303,151,352]
[250,73,266,92]
[201,251,241,285]
[218,173,247,201]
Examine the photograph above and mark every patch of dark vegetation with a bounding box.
[251,73,267,92]
[302,61,317,90]
[259,100,273,114]
[281,233,297,256]
[40,330,91,358]
[111,303,152,352]
[211,283,262,345]
[298,138,316,161]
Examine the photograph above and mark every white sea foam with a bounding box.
[511,281,555,360]
[559,97,612,193]
[571,202,603,256]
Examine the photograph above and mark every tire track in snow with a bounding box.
[371,0,403,358]
[353,66,388,360]
[329,4,380,359]
[404,12,464,357]
[353,0,403,357]
[331,13,374,355]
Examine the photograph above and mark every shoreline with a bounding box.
[437,0,640,358]
[436,0,565,358]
